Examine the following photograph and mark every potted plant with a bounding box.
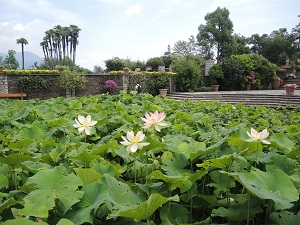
[208,64,224,91]
[284,84,298,96]
[272,72,281,90]
[123,67,130,75]
[157,72,170,96]
[0,65,4,74]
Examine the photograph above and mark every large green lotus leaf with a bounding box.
[11,199,48,219]
[75,168,103,185]
[0,153,34,168]
[70,150,100,167]
[190,136,227,161]
[148,170,193,193]
[196,155,233,170]
[0,173,9,189]
[65,181,108,224]
[228,137,262,155]
[160,202,188,225]
[9,107,30,121]
[2,218,48,225]
[269,134,294,151]
[227,168,299,210]
[211,200,263,221]
[68,99,83,109]
[267,210,300,225]
[8,139,34,152]
[116,193,179,220]
[25,166,84,213]
[49,142,65,163]
[177,141,206,160]
[161,153,190,176]
[67,173,144,221]
[101,173,145,210]
[22,161,52,173]
[267,154,296,175]
[0,197,18,214]
[56,219,75,225]
[18,121,46,141]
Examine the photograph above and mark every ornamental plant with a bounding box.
[103,79,118,94]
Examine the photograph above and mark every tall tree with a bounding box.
[197,7,234,63]
[291,15,300,50]
[16,37,28,69]
[173,36,200,56]
[41,25,81,69]
[3,50,19,69]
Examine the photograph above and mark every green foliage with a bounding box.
[3,50,19,69]
[173,57,202,91]
[146,57,165,70]
[208,63,224,85]
[105,57,138,71]
[0,93,300,224]
[17,75,52,95]
[197,7,233,62]
[59,70,87,90]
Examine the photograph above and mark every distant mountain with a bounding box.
[0,51,43,69]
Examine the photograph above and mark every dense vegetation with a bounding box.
[0,93,299,225]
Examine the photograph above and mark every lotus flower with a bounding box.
[141,110,168,132]
[120,131,150,153]
[246,128,271,144]
[73,115,97,135]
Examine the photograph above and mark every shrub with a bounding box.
[17,75,52,95]
[59,70,86,90]
[173,57,202,92]
[208,64,224,85]
[104,80,118,94]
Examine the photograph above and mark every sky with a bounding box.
[0,0,299,70]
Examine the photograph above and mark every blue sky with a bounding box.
[0,0,299,70]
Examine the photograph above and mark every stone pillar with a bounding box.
[0,74,8,94]
[122,75,129,92]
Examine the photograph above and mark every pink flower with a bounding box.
[284,84,298,89]
[141,110,168,132]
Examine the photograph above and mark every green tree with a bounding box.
[231,34,250,55]
[146,57,164,71]
[256,28,297,65]
[173,36,200,56]
[3,50,19,69]
[16,37,29,69]
[40,25,81,69]
[197,7,234,63]
[173,56,203,91]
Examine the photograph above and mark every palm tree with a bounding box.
[16,37,28,69]
[69,25,81,64]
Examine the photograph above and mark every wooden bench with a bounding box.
[0,93,27,100]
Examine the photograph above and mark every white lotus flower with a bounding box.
[141,110,168,132]
[73,115,97,135]
[246,128,271,144]
[120,131,150,153]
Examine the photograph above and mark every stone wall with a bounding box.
[0,73,174,99]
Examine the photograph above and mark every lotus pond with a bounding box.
[0,91,300,225]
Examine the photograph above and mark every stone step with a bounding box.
[167,92,300,107]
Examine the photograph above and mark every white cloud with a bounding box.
[13,23,25,31]
[125,4,143,17]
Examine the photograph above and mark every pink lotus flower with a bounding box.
[141,110,168,132]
